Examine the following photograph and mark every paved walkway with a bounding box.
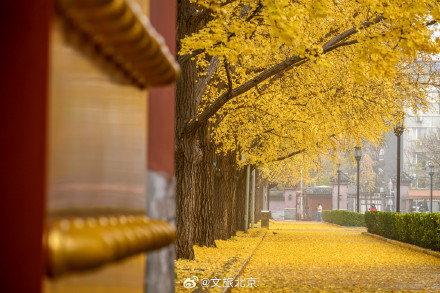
[234,222,440,292]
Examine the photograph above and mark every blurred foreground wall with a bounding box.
[0,1,177,292]
[146,1,177,292]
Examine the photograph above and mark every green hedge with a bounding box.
[322,210,365,227]
[365,211,440,252]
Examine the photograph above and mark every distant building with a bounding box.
[268,185,334,221]
[378,78,440,212]
[268,188,285,220]
[403,103,440,189]
[305,186,333,220]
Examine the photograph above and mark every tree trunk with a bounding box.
[234,168,246,233]
[175,0,200,260]
[193,123,216,247]
[254,170,263,223]
[214,151,237,240]
[175,134,200,259]
[213,156,224,240]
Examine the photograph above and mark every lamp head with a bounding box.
[354,146,362,161]
[393,111,405,136]
[428,162,434,176]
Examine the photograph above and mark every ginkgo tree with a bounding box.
[224,52,439,186]
[175,0,440,259]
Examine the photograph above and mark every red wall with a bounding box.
[148,0,177,175]
[308,195,332,212]
[0,1,52,292]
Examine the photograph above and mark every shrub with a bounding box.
[322,210,366,227]
[365,211,440,252]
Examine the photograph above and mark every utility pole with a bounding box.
[244,165,250,233]
[251,169,255,228]
[354,146,362,213]
[267,188,270,210]
[263,186,267,210]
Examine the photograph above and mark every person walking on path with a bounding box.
[369,205,377,211]
[317,203,323,222]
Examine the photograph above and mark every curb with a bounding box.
[323,222,343,228]
[362,232,440,259]
[323,222,366,229]
[221,230,267,293]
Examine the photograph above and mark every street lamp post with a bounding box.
[337,165,341,210]
[355,146,362,213]
[428,162,434,213]
[394,115,404,213]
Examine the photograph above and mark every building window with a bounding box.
[416,127,427,139]
[412,153,427,166]
[412,153,418,164]
[407,128,414,140]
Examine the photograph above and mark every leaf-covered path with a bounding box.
[234,222,440,292]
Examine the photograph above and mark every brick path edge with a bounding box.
[221,230,268,293]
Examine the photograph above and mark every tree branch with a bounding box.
[273,148,307,162]
[323,39,359,52]
[221,0,237,7]
[322,15,383,50]
[273,134,337,162]
[245,1,263,22]
[178,48,205,65]
[181,13,438,137]
[195,56,220,108]
[183,15,392,136]
[178,1,264,65]
[224,58,233,95]
[185,55,303,133]
[189,8,211,26]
